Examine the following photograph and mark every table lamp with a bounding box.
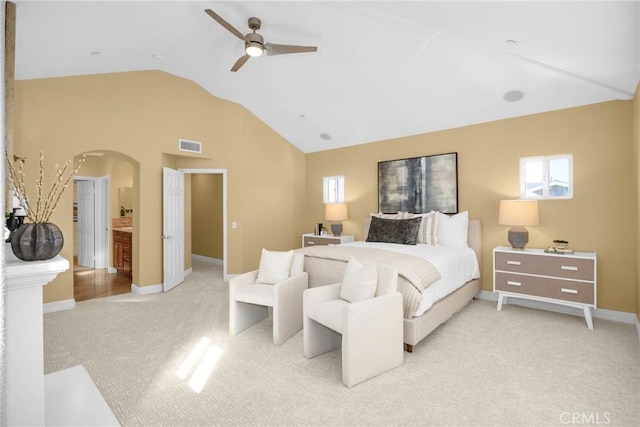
[498,200,539,249]
[325,203,348,236]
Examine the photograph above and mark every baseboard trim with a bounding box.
[476,290,638,325]
[131,283,163,295]
[43,299,76,314]
[636,316,640,341]
[185,267,193,277]
[191,254,223,265]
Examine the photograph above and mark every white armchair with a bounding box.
[303,259,404,388]
[230,250,308,346]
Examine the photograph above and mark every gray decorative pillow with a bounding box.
[366,216,421,245]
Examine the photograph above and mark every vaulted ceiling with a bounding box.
[14,1,640,153]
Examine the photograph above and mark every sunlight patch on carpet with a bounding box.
[176,336,224,393]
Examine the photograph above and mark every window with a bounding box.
[323,176,344,203]
[520,154,573,199]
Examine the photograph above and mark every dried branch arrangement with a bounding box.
[5,151,86,223]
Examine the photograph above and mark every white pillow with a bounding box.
[255,249,294,284]
[416,211,439,245]
[436,211,469,248]
[340,257,378,303]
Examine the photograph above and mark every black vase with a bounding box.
[11,222,64,261]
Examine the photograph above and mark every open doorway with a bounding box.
[73,152,137,301]
[181,169,227,280]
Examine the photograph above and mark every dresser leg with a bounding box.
[497,293,506,311]
[583,306,594,329]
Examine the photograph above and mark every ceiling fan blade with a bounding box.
[204,9,247,42]
[264,43,318,56]
[231,54,251,72]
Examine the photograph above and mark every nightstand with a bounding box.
[493,246,597,329]
[302,234,355,248]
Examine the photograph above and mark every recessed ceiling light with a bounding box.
[319,133,331,140]
[90,51,101,56]
[152,54,165,59]
[503,90,525,102]
[506,39,517,45]
[299,114,306,119]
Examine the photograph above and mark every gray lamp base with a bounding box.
[331,223,343,237]
[508,227,529,249]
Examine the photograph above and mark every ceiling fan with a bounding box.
[205,9,318,72]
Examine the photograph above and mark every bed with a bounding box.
[296,214,482,352]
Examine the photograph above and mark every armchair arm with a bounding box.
[272,272,309,345]
[274,272,309,303]
[344,292,403,336]
[303,283,342,308]
[229,270,259,298]
[342,292,404,387]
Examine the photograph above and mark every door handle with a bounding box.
[162,235,173,240]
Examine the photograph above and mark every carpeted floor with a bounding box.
[44,259,640,427]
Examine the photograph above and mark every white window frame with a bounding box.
[323,175,344,203]
[520,154,573,200]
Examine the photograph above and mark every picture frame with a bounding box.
[378,152,458,214]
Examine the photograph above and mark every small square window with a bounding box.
[323,176,344,203]
[520,154,572,199]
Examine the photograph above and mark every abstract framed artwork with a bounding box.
[378,152,458,214]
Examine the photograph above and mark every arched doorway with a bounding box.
[73,150,138,301]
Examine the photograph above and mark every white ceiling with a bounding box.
[13,1,640,153]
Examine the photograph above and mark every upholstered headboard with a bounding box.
[362,217,482,268]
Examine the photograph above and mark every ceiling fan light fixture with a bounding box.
[245,32,264,57]
[245,42,263,57]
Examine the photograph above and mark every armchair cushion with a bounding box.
[307,299,348,333]
[256,249,294,284]
[234,284,275,306]
[340,257,378,303]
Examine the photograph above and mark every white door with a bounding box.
[94,176,110,269]
[77,180,95,267]
[162,167,185,292]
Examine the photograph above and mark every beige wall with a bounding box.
[15,71,306,303]
[306,100,637,313]
[191,174,223,260]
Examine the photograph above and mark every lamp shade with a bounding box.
[498,200,539,226]
[325,203,348,221]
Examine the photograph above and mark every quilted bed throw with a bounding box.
[296,245,441,318]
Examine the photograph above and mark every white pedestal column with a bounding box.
[5,244,69,427]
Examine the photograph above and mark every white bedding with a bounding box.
[341,241,480,317]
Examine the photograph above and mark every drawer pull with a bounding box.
[506,261,521,266]
[561,288,578,294]
[506,281,522,287]
[561,265,578,271]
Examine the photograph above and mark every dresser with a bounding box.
[493,246,597,329]
[302,233,355,247]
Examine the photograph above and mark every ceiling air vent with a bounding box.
[179,139,202,154]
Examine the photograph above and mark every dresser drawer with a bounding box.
[495,272,594,305]
[495,252,594,281]
[303,236,340,246]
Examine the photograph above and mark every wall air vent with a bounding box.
[179,139,202,153]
